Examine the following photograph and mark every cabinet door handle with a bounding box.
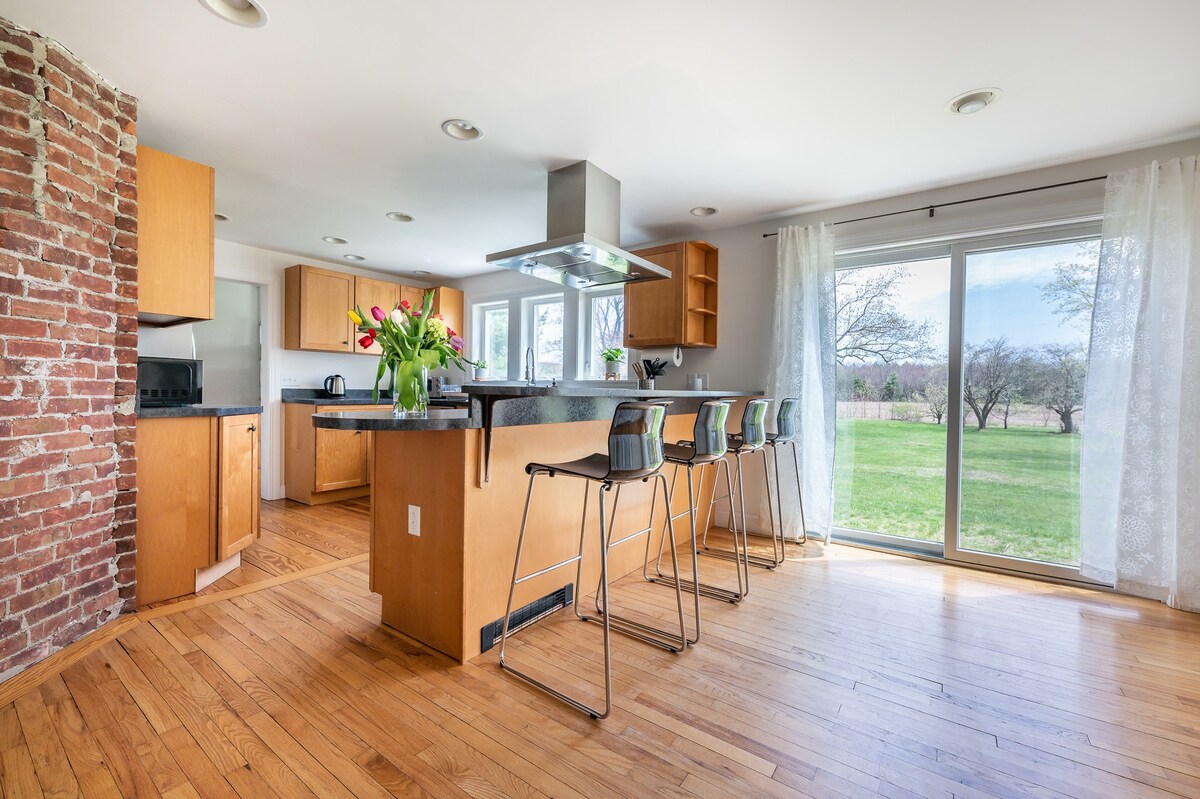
[343,340,349,345]
[355,431,362,435]
[248,425,257,432]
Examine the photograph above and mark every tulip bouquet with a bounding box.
[348,290,465,417]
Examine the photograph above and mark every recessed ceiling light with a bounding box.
[412,270,432,276]
[196,0,268,27]
[214,212,229,222]
[343,254,365,261]
[690,206,718,217]
[386,212,414,222]
[946,88,1001,115]
[441,119,483,141]
[322,236,347,244]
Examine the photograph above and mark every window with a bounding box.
[473,302,508,379]
[584,289,625,379]
[527,295,564,380]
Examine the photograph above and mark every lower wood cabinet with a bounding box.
[135,413,261,607]
[284,403,375,504]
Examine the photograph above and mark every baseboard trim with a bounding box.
[0,614,141,705]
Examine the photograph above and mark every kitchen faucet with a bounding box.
[524,346,536,386]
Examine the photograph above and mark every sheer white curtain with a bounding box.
[1081,156,1200,610]
[766,224,837,541]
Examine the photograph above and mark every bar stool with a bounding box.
[701,398,780,572]
[765,397,808,546]
[498,401,685,719]
[643,399,743,645]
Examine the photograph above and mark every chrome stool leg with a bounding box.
[701,448,778,572]
[790,440,808,544]
[578,475,688,653]
[648,460,746,619]
[499,472,611,719]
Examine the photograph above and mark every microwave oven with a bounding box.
[137,357,203,407]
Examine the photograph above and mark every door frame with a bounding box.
[942,223,1104,582]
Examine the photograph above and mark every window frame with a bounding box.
[471,300,510,380]
[581,286,626,381]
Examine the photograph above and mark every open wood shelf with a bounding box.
[688,273,717,284]
[687,307,717,317]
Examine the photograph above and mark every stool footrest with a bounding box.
[578,611,685,653]
[515,555,582,584]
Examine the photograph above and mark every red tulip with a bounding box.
[371,306,386,322]
[400,300,411,310]
[358,335,374,348]
[367,328,377,339]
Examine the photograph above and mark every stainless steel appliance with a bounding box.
[485,161,671,288]
[324,374,347,398]
[137,357,203,407]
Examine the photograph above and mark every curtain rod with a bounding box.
[760,175,1107,238]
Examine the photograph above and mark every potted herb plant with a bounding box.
[601,347,624,380]
[471,358,487,380]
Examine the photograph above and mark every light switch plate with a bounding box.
[407,504,420,536]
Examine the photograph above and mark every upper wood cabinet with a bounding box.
[353,276,401,355]
[136,146,215,326]
[284,263,457,355]
[624,241,718,349]
[284,264,356,352]
[432,286,464,339]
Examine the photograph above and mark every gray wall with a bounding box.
[193,280,261,406]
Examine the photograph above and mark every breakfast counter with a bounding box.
[315,383,761,663]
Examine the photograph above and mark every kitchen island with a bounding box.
[314,383,760,662]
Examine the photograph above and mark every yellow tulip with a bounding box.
[348,309,363,325]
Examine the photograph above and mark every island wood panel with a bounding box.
[370,408,734,663]
[135,417,217,607]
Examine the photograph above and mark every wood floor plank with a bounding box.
[6,498,1200,799]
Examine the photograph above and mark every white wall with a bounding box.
[138,239,433,500]
[454,135,1200,395]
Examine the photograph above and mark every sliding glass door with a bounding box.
[833,225,1102,581]
[945,232,1099,578]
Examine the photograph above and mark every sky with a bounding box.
[857,239,1096,361]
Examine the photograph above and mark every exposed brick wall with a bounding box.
[0,17,137,679]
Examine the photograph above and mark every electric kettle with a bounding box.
[324,374,346,398]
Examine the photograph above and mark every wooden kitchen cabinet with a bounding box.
[624,241,718,348]
[136,146,215,326]
[284,264,357,352]
[216,415,261,560]
[284,403,376,504]
[135,413,261,607]
[353,276,402,354]
[432,286,464,338]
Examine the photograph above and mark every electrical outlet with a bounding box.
[280,375,299,386]
[407,504,420,536]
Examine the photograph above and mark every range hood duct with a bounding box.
[486,161,670,288]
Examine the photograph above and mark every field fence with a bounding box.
[837,401,1079,429]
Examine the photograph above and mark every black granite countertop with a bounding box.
[137,404,263,418]
[282,388,467,406]
[312,409,473,431]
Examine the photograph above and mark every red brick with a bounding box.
[8,298,65,321]
[46,48,98,95]
[6,339,62,360]
[11,417,67,437]
[0,228,39,256]
[0,127,34,155]
[18,487,73,514]
[67,447,113,466]
[0,316,47,337]
[0,69,36,97]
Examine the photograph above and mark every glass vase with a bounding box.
[391,361,430,418]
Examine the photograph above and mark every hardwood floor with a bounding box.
[4,499,1200,798]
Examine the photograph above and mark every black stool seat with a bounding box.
[526,454,612,481]
[663,442,726,465]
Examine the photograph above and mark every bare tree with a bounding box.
[1040,241,1099,332]
[963,338,1022,430]
[836,266,935,364]
[923,381,948,424]
[1033,344,1086,433]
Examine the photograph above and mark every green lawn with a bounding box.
[833,419,1081,566]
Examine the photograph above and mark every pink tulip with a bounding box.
[450,335,464,352]
[371,306,386,322]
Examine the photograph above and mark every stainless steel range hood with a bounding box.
[486,161,670,288]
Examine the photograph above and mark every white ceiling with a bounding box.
[5,0,1200,279]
